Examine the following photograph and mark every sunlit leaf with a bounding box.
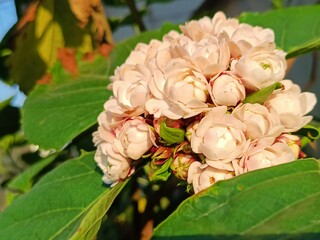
[239,5,320,58]
[22,79,109,150]
[22,54,110,150]
[0,152,128,239]
[153,159,320,239]
[9,0,94,92]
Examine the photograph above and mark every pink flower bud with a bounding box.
[186,120,200,142]
[209,72,246,107]
[170,154,196,180]
[276,134,301,159]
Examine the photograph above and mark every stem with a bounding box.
[125,0,146,32]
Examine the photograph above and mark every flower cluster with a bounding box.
[93,12,317,193]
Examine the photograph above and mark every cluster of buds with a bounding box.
[93,12,317,193]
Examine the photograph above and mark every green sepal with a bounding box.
[160,122,185,145]
[243,82,283,104]
[295,124,320,148]
[149,157,173,182]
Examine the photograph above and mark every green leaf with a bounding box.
[22,55,110,150]
[22,79,109,150]
[153,159,320,239]
[0,152,128,239]
[239,5,320,58]
[295,124,320,141]
[243,82,282,104]
[69,179,129,240]
[7,153,58,194]
[160,122,185,145]
[150,158,174,182]
[298,122,320,148]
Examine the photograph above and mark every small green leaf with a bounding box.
[0,152,127,239]
[7,153,59,194]
[296,123,320,148]
[295,124,320,141]
[150,158,173,182]
[160,122,185,145]
[153,159,320,239]
[243,82,282,104]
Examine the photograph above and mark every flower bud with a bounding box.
[170,154,196,180]
[151,146,173,166]
[276,134,301,159]
[116,117,156,160]
[186,120,200,142]
[209,72,246,106]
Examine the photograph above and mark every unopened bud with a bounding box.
[277,134,301,159]
[151,146,173,165]
[186,121,200,142]
[170,154,196,180]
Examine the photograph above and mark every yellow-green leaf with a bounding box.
[9,0,94,92]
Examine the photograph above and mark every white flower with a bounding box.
[209,72,246,106]
[163,30,181,43]
[115,117,156,160]
[113,79,150,116]
[244,142,295,172]
[169,32,230,78]
[276,134,301,159]
[94,142,132,186]
[124,39,165,65]
[211,11,239,37]
[265,80,317,132]
[191,106,249,169]
[180,16,215,42]
[146,58,209,119]
[231,42,287,90]
[180,11,239,42]
[187,161,233,194]
[230,23,275,55]
[232,103,284,140]
[92,110,126,146]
